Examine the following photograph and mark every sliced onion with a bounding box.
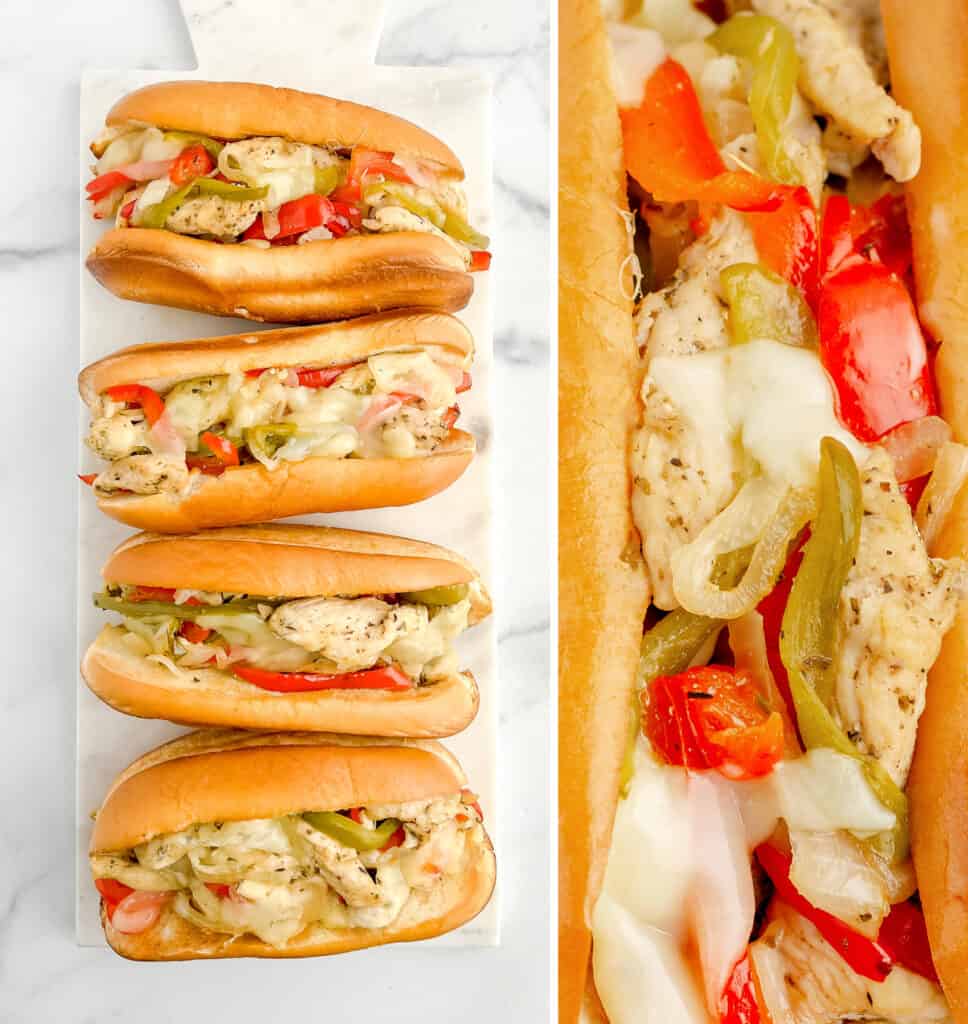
[91,184,128,221]
[111,890,171,934]
[671,478,815,619]
[788,830,889,938]
[147,410,186,459]
[687,772,756,1014]
[298,225,334,244]
[214,645,258,669]
[113,158,175,182]
[879,415,951,483]
[916,441,968,554]
[262,208,281,240]
[176,642,217,669]
[748,941,795,1024]
[357,395,403,432]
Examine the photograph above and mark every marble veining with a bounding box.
[0,0,549,1019]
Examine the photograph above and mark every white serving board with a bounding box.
[76,0,497,949]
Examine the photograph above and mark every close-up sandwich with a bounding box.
[88,729,495,959]
[560,0,968,1022]
[77,311,475,532]
[82,525,491,737]
[84,81,490,323]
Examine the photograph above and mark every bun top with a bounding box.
[78,310,473,403]
[101,523,480,598]
[103,80,463,177]
[90,729,465,854]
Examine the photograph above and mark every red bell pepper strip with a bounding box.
[348,807,364,824]
[104,384,166,427]
[186,432,240,475]
[643,666,784,780]
[179,620,212,644]
[86,169,132,201]
[329,200,363,231]
[95,878,134,922]
[456,372,472,394]
[719,953,761,1024]
[78,473,98,486]
[821,194,912,282]
[899,475,929,512]
[232,663,413,693]
[877,899,939,984]
[330,147,413,204]
[126,586,177,602]
[470,251,492,272]
[818,258,936,442]
[620,59,790,212]
[204,882,232,899]
[757,843,892,981]
[441,406,460,431]
[746,186,819,310]
[460,788,484,821]
[169,144,215,186]
[120,199,136,220]
[381,826,406,851]
[296,364,356,388]
[756,533,806,733]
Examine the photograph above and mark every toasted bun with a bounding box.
[101,81,463,176]
[82,628,479,737]
[90,730,495,960]
[93,432,474,533]
[883,3,968,1016]
[86,229,473,324]
[558,0,651,1020]
[90,730,466,852]
[78,310,473,403]
[100,523,490,601]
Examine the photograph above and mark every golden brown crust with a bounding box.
[86,229,474,324]
[102,81,463,176]
[81,627,481,738]
[90,730,466,854]
[558,0,651,1019]
[882,4,968,1017]
[92,431,475,533]
[78,310,473,403]
[98,829,495,960]
[100,523,489,602]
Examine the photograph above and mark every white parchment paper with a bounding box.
[76,0,495,949]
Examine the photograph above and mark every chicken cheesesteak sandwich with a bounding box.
[82,525,490,737]
[89,730,495,959]
[78,311,475,532]
[84,81,490,323]
[560,0,968,1021]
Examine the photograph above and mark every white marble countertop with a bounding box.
[0,1,549,1019]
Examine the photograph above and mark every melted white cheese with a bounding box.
[649,339,867,487]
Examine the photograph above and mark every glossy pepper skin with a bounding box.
[302,811,404,851]
[709,14,800,185]
[721,262,817,348]
[780,437,909,861]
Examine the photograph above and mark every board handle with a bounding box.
[178,0,387,71]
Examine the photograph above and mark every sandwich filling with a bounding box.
[592,3,967,1023]
[83,351,470,499]
[93,581,482,691]
[86,126,490,269]
[91,790,485,945]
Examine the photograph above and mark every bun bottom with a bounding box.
[100,830,496,960]
[82,626,480,737]
[86,228,474,323]
[93,433,474,533]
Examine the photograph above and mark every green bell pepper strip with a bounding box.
[361,181,491,250]
[780,437,909,861]
[138,181,196,229]
[362,181,446,228]
[400,583,470,607]
[721,262,818,348]
[94,593,270,620]
[302,811,402,851]
[709,14,801,185]
[162,131,224,159]
[192,178,269,201]
[620,548,752,796]
[139,179,269,229]
[243,423,298,462]
[314,164,346,196]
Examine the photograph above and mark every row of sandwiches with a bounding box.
[79,79,496,960]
